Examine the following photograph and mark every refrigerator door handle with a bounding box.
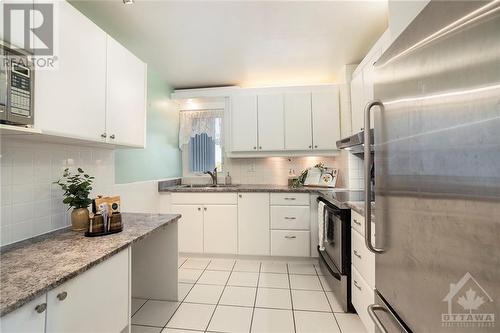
[368,304,410,333]
[364,100,385,254]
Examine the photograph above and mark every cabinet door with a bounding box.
[46,249,129,333]
[284,92,312,150]
[231,95,258,152]
[34,0,107,141]
[172,204,204,253]
[238,193,270,255]
[106,36,147,147]
[257,94,284,151]
[350,73,365,133]
[0,295,46,333]
[312,89,340,150]
[203,205,237,254]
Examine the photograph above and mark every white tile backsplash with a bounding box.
[348,153,365,190]
[221,153,348,187]
[0,139,114,246]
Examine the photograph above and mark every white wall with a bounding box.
[0,138,114,246]
[388,0,430,40]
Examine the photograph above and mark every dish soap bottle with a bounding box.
[225,172,232,185]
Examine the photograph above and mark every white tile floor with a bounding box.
[131,257,367,333]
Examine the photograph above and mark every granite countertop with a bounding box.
[0,213,180,317]
[158,183,326,193]
[345,201,376,221]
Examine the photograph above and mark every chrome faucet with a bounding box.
[204,167,218,185]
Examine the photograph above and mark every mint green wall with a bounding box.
[115,68,181,184]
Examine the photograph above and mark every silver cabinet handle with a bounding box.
[284,235,296,239]
[308,145,312,148]
[314,145,318,148]
[353,279,362,291]
[368,303,410,333]
[35,303,47,313]
[353,218,361,226]
[253,146,256,150]
[364,100,384,254]
[284,197,296,200]
[100,133,107,138]
[197,207,201,211]
[109,134,115,139]
[353,249,361,259]
[284,217,296,220]
[239,194,242,198]
[204,207,207,211]
[259,146,262,149]
[57,291,67,301]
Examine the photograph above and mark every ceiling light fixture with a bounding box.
[123,0,134,5]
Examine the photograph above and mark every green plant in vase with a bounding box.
[54,168,94,231]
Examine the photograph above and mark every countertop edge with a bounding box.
[0,214,181,317]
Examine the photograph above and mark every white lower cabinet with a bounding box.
[238,193,270,255]
[0,295,47,333]
[1,249,130,333]
[204,205,237,254]
[271,230,310,257]
[352,265,375,333]
[46,249,130,333]
[172,194,237,255]
[172,204,204,253]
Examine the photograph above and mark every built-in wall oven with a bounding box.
[316,197,354,312]
[0,43,34,126]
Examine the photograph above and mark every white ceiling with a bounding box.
[70,1,388,89]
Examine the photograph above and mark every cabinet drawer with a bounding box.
[351,265,375,333]
[270,193,309,206]
[171,193,237,205]
[351,228,375,288]
[271,206,310,230]
[271,230,310,257]
[351,210,365,236]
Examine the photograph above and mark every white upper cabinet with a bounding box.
[231,95,258,151]
[350,72,365,133]
[106,36,147,147]
[229,85,340,155]
[35,0,107,142]
[284,92,312,151]
[257,94,285,151]
[312,89,340,150]
[350,29,391,133]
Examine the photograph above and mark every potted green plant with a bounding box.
[54,167,94,231]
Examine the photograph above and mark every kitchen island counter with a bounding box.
[0,213,180,317]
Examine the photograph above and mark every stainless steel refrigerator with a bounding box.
[362,1,500,332]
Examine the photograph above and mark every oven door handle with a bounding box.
[317,246,341,280]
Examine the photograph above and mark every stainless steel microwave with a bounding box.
[1,43,34,126]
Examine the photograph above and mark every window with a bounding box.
[179,110,223,174]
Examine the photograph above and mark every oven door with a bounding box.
[323,204,345,274]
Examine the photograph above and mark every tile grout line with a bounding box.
[287,263,298,333]
[248,261,262,333]
[314,262,344,333]
[162,257,213,331]
[203,258,237,332]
